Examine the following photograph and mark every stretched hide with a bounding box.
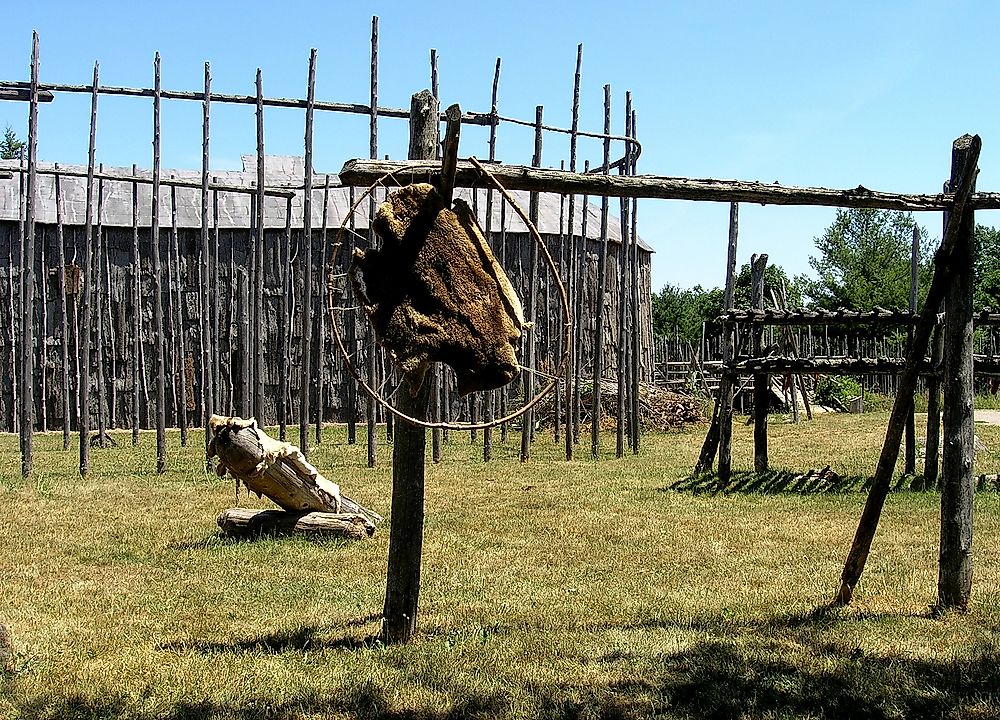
[351,183,524,395]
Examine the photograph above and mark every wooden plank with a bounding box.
[339,159,1000,211]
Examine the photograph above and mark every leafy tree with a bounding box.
[975,224,1000,311]
[651,262,802,346]
[0,127,25,161]
[803,208,933,311]
[734,262,804,309]
[652,283,724,345]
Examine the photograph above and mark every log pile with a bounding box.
[208,414,380,539]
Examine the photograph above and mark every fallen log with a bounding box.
[217,508,375,540]
[207,414,382,524]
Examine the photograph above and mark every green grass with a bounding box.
[1,413,1000,719]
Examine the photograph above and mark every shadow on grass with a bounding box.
[157,621,382,655]
[166,532,358,552]
[15,624,1000,719]
[665,469,950,495]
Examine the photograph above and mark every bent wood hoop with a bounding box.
[326,157,571,431]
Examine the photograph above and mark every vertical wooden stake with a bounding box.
[201,62,214,458]
[79,61,99,477]
[717,203,739,483]
[520,105,543,463]
[131,165,141,444]
[938,137,978,612]
[565,45,582,462]
[299,48,317,456]
[381,88,439,646]
[591,87,611,459]
[905,224,919,475]
[751,254,769,473]
[55,171,71,449]
[835,134,980,606]
[366,17,379,468]
[20,32,40,477]
[253,68,266,424]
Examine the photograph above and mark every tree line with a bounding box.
[653,207,1000,344]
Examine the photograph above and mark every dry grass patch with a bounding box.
[1,412,999,719]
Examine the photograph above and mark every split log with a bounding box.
[217,508,375,540]
[207,414,382,523]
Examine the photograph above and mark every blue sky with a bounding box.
[2,1,998,292]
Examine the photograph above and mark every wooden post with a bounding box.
[55,171,71,448]
[628,107,642,454]
[591,86,611,459]
[299,48,317,457]
[615,106,630,460]
[938,136,978,612]
[316,174,330,444]
[520,105,543,463]
[170,185,188,446]
[381,88,439,646]
[366,18,379,468]
[151,54,168,473]
[484,57,501,464]
[201,62,214,458]
[566,45,582,461]
[131,165,141,443]
[574,161,590,447]
[835,134,980,606]
[95,174,109,443]
[751,254,769,472]
[717,203,739,482]
[905,223,919,475]
[253,68,266,424]
[278,197,292,441]
[79,62,99,476]
[19,33,39,476]
[347,185,358,445]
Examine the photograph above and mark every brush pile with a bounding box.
[536,380,706,431]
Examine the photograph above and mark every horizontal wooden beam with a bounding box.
[339,158,1000,211]
[0,80,493,126]
[18,164,296,198]
[0,87,54,102]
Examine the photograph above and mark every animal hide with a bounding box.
[351,182,524,395]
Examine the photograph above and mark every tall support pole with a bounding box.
[366,16,379,468]
[381,91,441,646]
[425,71,443,464]
[591,86,611,459]
[299,48,317,456]
[151,54,168,473]
[835,134,980,606]
[905,223,919,475]
[925,183,948,486]
[278,196,291,442]
[520,105,542,463]
[55,172,71,449]
[20,33,40,477]
[751,254,769,472]
[95,174,108,444]
[169,185,188,446]
[565,44,582,462]
[628,108,642,453]
[79,61,99,477]
[315,174,330,444]
[253,68,266,424]
[131,165,141,443]
[938,137,978,612]
[717,203,740,482]
[201,62,214,457]
[615,94,632,459]
[483,57,501,464]
[346,185,358,445]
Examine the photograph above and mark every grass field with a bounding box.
[2,412,1000,719]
